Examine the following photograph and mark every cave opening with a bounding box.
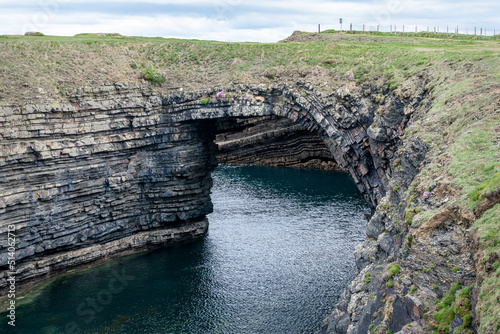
[214,115,344,172]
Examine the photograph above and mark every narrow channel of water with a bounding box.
[2,165,369,334]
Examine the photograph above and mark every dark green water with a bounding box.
[2,165,369,334]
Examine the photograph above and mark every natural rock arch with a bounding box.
[164,81,405,208]
[0,81,426,293]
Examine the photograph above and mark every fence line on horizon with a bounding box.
[316,23,498,37]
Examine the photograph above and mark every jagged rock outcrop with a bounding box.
[216,116,343,170]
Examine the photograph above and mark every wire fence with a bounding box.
[317,23,498,37]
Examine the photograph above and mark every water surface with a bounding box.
[2,165,369,334]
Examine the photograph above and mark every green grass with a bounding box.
[449,120,500,208]
[386,263,400,278]
[0,31,498,105]
[473,205,500,334]
[0,30,499,333]
[432,283,474,333]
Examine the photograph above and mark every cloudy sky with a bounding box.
[0,0,499,42]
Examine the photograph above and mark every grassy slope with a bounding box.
[0,30,499,332]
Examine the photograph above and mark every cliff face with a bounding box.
[216,116,343,171]
[4,77,497,334]
[0,85,215,290]
[1,80,422,295]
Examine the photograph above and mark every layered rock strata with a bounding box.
[216,116,343,171]
[0,80,427,316]
[0,85,216,292]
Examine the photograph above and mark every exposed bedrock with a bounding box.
[216,116,343,171]
[0,80,427,305]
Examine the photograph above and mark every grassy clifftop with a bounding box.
[0,31,498,103]
[1,30,499,332]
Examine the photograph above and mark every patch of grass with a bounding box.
[471,172,500,204]
[473,205,500,334]
[431,283,475,333]
[386,263,400,278]
[434,306,455,327]
[448,120,500,209]
[142,66,167,86]
[364,272,371,284]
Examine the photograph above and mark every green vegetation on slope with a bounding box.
[474,204,500,334]
[0,31,498,104]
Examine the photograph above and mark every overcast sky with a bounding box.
[1,0,499,42]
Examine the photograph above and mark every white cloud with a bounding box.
[0,0,498,41]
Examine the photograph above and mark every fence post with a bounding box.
[350,23,352,32]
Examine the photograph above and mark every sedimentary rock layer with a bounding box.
[216,116,343,171]
[0,85,216,292]
[1,81,427,317]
